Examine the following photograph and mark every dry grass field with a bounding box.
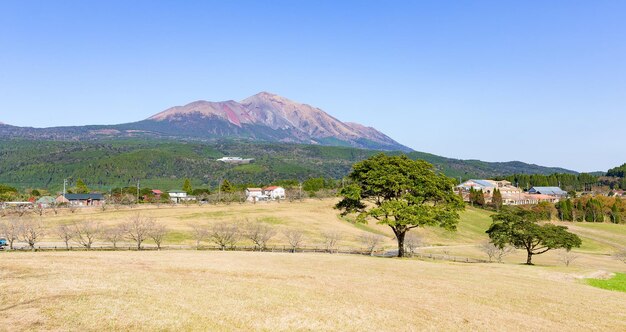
[2,199,626,331]
[1,251,625,331]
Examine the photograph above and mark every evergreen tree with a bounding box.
[76,179,90,194]
[220,179,234,193]
[611,198,622,224]
[476,189,485,206]
[492,188,503,211]
[182,178,193,195]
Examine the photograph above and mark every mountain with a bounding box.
[0,92,411,152]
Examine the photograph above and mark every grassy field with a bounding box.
[2,200,626,330]
[8,199,626,268]
[0,251,624,331]
[586,273,626,292]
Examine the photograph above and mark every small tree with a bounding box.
[56,224,74,250]
[479,241,514,263]
[148,222,168,250]
[210,222,239,250]
[360,233,384,256]
[220,180,234,194]
[404,233,423,257]
[19,218,45,251]
[322,231,342,253]
[244,220,276,251]
[486,210,582,265]
[73,220,101,250]
[189,224,209,249]
[75,179,90,194]
[121,213,154,250]
[492,188,503,212]
[284,229,304,253]
[182,178,193,195]
[558,249,579,267]
[102,225,124,249]
[613,249,626,264]
[0,218,20,249]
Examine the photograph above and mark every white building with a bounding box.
[263,186,285,200]
[168,190,194,203]
[245,188,264,202]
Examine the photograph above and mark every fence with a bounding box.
[2,244,489,263]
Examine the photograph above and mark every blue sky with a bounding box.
[1,1,624,172]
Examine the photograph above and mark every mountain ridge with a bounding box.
[0,92,411,152]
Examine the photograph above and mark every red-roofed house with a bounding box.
[263,186,285,200]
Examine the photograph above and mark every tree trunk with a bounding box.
[526,251,533,265]
[396,230,406,257]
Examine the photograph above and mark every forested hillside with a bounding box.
[0,139,577,191]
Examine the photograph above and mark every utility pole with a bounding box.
[218,178,222,202]
[136,180,140,202]
[63,179,68,196]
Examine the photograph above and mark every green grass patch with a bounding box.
[586,273,626,293]
[257,216,284,225]
[163,231,192,244]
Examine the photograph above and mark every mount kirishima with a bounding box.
[0,92,410,151]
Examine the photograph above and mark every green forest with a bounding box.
[0,138,580,192]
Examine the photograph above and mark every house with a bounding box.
[36,196,56,208]
[245,188,264,202]
[151,189,163,198]
[457,179,522,205]
[58,193,105,206]
[528,187,568,198]
[168,190,188,203]
[263,186,286,200]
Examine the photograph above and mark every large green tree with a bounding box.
[335,154,464,257]
[486,210,582,265]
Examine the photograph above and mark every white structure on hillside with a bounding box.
[217,157,255,164]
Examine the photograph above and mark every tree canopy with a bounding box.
[486,209,582,265]
[335,154,464,257]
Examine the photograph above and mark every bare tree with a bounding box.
[121,213,154,250]
[19,218,45,251]
[56,224,74,250]
[612,249,626,264]
[558,249,579,267]
[244,220,276,251]
[102,225,124,249]
[189,223,209,249]
[322,231,342,253]
[0,218,20,249]
[49,202,59,215]
[404,233,423,257]
[73,220,101,250]
[284,229,304,253]
[480,241,514,263]
[360,233,384,256]
[148,222,168,250]
[33,204,45,217]
[210,222,239,250]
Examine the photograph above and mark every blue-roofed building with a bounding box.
[528,187,568,197]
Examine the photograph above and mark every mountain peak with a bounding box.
[140,93,411,151]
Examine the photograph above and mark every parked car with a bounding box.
[0,238,7,250]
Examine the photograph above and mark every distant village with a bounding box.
[456,179,568,205]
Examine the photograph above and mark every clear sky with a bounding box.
[1,1,624,172]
